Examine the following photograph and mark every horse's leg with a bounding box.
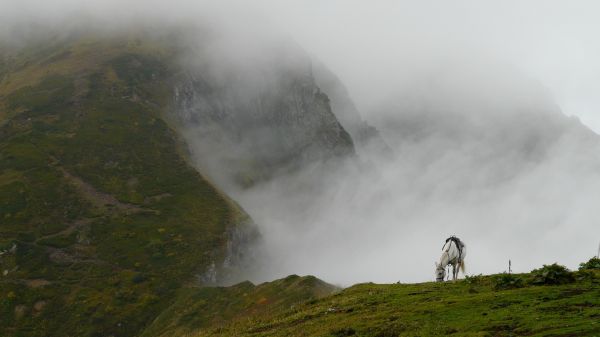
[455,262,461,280]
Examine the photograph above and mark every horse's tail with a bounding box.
[460,260,466,274]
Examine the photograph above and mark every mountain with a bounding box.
[312,61,390,158]
[170,38,355,189]
[0,26,361,336]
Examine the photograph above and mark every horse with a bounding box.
[435,236,466,282]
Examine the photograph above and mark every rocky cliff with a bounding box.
[170,40,355,188]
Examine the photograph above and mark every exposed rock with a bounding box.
[171,47,355,188]
[313,60,391,158]
[198,217,260,286]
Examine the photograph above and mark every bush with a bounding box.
[530,263,574,285]
[579,257,600,271]
[492,273,524,290]
[575,269,596,282]
[464,274,484,286]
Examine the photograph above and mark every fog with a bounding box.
[2,0,600,285]
[235,62,600,284]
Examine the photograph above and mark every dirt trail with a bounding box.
[58,167,158,215]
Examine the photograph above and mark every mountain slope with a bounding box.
[0,25,364,336]
[184,269,600,337]
[141,275,338,337]
[0,33,256,336]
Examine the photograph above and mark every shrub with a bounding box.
[575,269,596,282]
[464,274,484,286]
[530,263,574,285]
[579,257,600,271]
[492,273,524,290]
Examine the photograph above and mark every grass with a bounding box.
[176,270,600,337]
[141,275,339,337]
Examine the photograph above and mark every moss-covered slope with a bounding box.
[0,34,252,336]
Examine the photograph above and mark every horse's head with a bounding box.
[435,262,445,282]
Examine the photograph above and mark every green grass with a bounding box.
[177,270,600,337]
[141,275,339,337]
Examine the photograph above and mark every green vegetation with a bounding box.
[580,257,600,271]
[530,264,575,286]
[141,275,338,337]
[0,33,251,336]
[491,273,525,290]
[175,269,600,337]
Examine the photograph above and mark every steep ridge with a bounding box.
[312,61,390,158]
[170,40,355,189]
[0,32,259,336]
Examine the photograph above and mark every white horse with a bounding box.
[435,236,466,282]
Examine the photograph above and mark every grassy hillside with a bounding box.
[0,33,254,336]
[141,275,338,337]
[177,266,599,337]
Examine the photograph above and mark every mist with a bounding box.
[2,0,600,286]
[234,63,600,284]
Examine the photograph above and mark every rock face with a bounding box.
[170,42,356,188]
[313,61,390,158]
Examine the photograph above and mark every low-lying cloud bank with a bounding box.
[233,63,600,285]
